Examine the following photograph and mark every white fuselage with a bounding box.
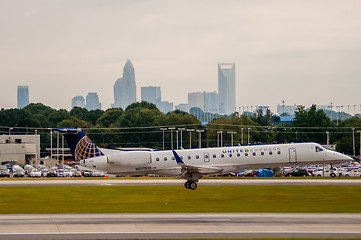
[81,142,351,176]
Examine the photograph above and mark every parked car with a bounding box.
[344,169,361,177]
[72,171,82,177]
[285,169,310,177]
[0,169,10,178]
[13,170,25,177]
[28,170,42,178]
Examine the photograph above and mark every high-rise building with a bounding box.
[175,104,188,112]
[188,92,204,111]
[277,104,297,116]
[141,86,161,105]
[17,85,29,109]
[85,92,101,110]
[218,63,235,115]
[112,60,136,109]
[157,101,174,114]
[71,96,85,109]
[203,91,219,114]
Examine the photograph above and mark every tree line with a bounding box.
[1,103,361,156]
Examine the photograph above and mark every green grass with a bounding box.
[1,185,361,214]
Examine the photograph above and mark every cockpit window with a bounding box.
[315,146,324,152]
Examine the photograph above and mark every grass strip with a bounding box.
[1,185,361,214]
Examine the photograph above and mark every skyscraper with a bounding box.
[71,96,85,108]
[203,91,219,114]
[17,85,29,109]
[188,92,204,111]
[141,86,161,104]
[218,63,235,115]
[112,60,136,109]
[85,92,101,110]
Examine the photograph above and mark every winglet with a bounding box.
[172,150,184,165]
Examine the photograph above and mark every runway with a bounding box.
[1,178,361,186]
[1,213,361,239]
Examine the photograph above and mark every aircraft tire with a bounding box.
[189,181,197,190]
[184,181,191,189]
[330,172,336,178]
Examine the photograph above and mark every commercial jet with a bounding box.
[55,128,352,190]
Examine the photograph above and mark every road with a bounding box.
[1,178,361,186]
[0,213,361,239]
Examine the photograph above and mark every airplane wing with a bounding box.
[172,150,223,175]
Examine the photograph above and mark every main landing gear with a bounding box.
[184,180,198,190]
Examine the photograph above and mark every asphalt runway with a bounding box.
[1,213,361,239]
[1,178,361,186]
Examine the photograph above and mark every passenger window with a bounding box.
[156,158,159,161]
[269,152,273,155]
[164,157,167,161]
[187,156,191,160]
[213,154,216,158]
[237,153,240,157]
[196,155,199,159]
[245,153,248,157]
[180,156,183,160]
[277,151,281,155]
[261,152,264,155]
[172,157,175,160]
[229,153,232,157]
[252,152,256,156]
[221,154,224,158]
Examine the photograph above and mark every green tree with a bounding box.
[292,105,335,143]
[96,108,124,128]
[57,116,91,128]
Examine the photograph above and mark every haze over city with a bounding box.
[1,0,361,112]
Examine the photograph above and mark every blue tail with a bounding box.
[53,128,104,162]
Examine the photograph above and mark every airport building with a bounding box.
[71,95,85,108]
[0,134,40,166]
[112,60,136,109]
[218,63,235,115]
[85,92,102,110]
[17,85,29,109]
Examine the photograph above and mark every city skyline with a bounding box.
[1,1,361,112]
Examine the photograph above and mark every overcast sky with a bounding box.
[1,0,361,113]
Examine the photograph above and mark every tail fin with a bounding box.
[54,128,104,162]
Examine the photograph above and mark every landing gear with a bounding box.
[184,180,197,190]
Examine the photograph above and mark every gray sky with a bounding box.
[1,0,361,113]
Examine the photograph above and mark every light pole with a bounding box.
[247,128,250,145]
[178,128,185,149]
[217,131,223,147]
[196,130,204,148]
[9,127,13,135]
[176,130,179,150]
[352,128,356,156]
[241,128,244,145]
[357,130,361,158]
[187,129,194,149]
[168,127,175,150]
[160,128,167,150]
[56,131,59,164]
[326,131,330,146]
[49,129,53,160]
[228,131,237,146]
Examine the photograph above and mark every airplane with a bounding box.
[54,128,352,190]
